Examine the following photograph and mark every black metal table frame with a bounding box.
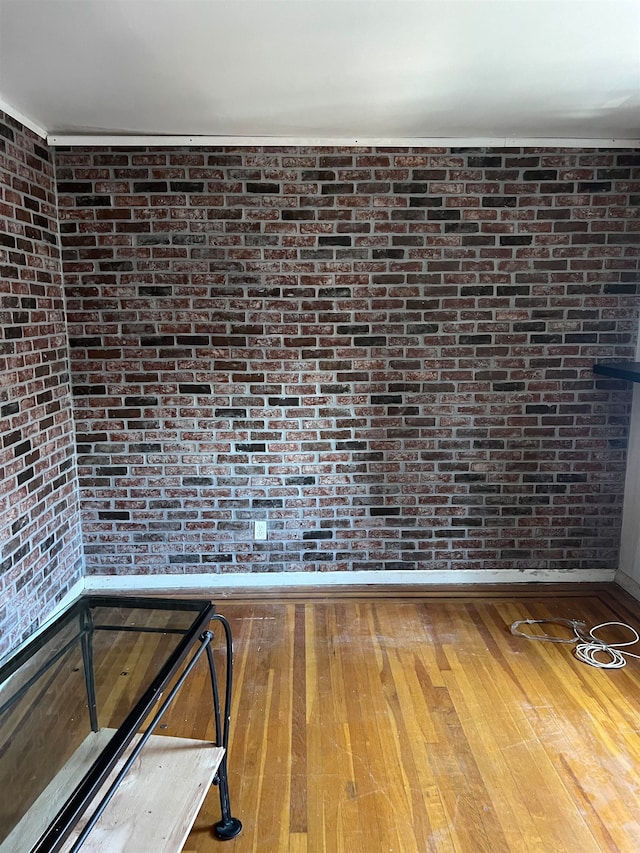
[0,594,242,852]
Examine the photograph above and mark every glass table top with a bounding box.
[0,595,214,852]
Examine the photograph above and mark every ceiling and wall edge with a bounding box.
[44,134,640,148]
[0,96,46,138]
[2,99,639,149]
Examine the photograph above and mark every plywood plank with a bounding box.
[61,735,223,853]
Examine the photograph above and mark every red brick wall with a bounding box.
[56,146,640,577]
[0,112,83,655]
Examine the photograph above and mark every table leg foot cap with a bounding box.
[214,818,243,840]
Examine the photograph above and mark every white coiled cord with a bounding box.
[574,621,640,669]
[510,618,640,669]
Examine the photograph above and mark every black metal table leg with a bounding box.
[79,604,99,733]
[67,633,217,853]
[207,614,242,840]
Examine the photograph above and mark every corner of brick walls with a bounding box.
[55,145,640,577]
[0,111,83,656]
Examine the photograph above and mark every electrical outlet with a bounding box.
[254,520,267,540]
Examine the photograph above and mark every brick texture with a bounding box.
[0,112,83,655]
[56,146,640,576]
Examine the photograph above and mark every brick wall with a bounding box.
[0,112,83,656]
[56,146,640,577]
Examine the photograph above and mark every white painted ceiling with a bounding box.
[0,0,639,143]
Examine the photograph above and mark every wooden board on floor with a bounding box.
[2,729,223,853]
[61,735,224,853]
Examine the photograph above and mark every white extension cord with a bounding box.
[510,618,640,669]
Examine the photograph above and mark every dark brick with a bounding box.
[468,156,502,167]
[409,196,443,207]
[318,236,352,246]
[179,384,213,394]
[133,182,168,192]
[57,182,93,193]
[0,122,15,141]
[321,183,354,194]
[76,196,112,207]
[523,170,557,180]
[500,236,533,246]
[247,182,279,193]
[268,397,300,407]
[482,197,517,207]
[371,395,403,404]
[354,336,387,346]
[577,181,612,193]
[170,181,205,192]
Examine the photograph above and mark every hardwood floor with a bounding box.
[172,585,640,852]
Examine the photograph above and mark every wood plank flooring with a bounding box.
[173,585,640,852]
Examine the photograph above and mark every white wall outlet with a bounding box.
[254,520,267,540]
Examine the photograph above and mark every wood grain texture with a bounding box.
[176,585,640,852]
[60,735,223,853]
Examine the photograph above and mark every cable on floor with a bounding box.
[510,618,640,669]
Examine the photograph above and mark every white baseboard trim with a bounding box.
[83,568,616,593]
[614,570,640,602]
